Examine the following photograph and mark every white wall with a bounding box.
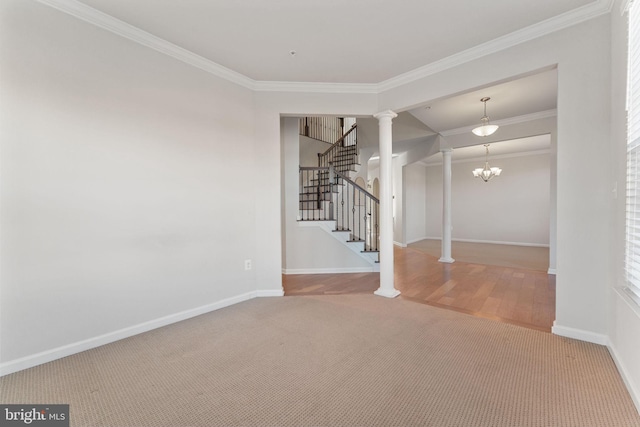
[5,3,638,409]
[366,160,403,245]
[379,14,612,340]
[424,152,551,246]
[300,135,328,167]
[0,1,262,370]
[609,0,640,411]
[404,163,428,244]
[253,91,378,296]
[392,155,405,245]
[281,118,373,273]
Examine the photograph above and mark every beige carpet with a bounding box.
[409,239,550,272]
[1,295,638,426]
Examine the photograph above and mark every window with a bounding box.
[625,0,640,303]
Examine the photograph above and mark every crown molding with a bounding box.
[377,0,614,92]
[440,109,557,137]
[37,0,612,95]
[420,148,551,166]
[253,80,378,94]
[35,0,256,89]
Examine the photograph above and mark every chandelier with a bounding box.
[472,97,499,137]
[472,144,502,182]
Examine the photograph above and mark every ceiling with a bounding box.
[61,0,576,162]
[75,0,598,84]
[408,69,558,134]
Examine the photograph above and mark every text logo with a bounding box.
[0,405,69,427]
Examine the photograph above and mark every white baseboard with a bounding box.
[393,241,407,248]
[406,237,428,245]
[0,290,281,377]
[422,237,549,248]
[608,342,640,415]
[551,322,609,345]
[256,289,285,297]
[547,268,557,275]
[283,267,374,274]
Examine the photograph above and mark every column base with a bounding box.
[374,288,401,298]
[438,257,455,263]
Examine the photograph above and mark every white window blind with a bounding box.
[626,0,640,302]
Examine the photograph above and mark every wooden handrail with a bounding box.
[321,124,357,157]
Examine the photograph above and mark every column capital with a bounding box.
[373,110,398,121]
[440,148,453,154]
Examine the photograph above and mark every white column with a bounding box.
[374,110,400,298]
[548,130,557,275]
[439,148,455,263]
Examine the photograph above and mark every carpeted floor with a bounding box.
[1,295,638,426]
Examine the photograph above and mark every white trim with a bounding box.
[283,267,375,274]
[551,322,609,345]
[439,257,455,263]
[547,268,557,275]
[297,220,336,227]
[608,342,640,414]
[422,149,552,166]
[609,288,640,414]
[458,149,551,163]
[0,291,279,377]
[253,80,378,94]
[393,241,408,248]
[377,1,613,92]
[454,238,549,247]
[440,110,558,137]
[615,286,640,318]
[622,0,633,16]
[35,0,255,89]
[37,0,612,94]
[298,220,378,266]
[420,237,549,248]
[374,288,401,298]
[256,289,285,297]
[406,237,429,245]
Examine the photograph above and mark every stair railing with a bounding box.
[298,164,379,252]
[333,168,379,252]
[318,124,357,174]
[299,117,344,144]
[299,166,335,221]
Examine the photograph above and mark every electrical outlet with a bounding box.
[244,259,252,270]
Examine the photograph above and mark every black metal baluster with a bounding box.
[351,186,356,239]
[340,178,345,230]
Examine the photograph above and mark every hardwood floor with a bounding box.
[283,246,556,332]
[408,239,549,272]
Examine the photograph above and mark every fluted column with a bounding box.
[374,110,400,298]
[439,148,455,263]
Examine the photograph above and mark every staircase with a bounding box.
[298,124,380,270]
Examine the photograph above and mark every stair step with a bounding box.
[301,186,339,193]
[299,193,337,199]
[334,165,357,170]
[331,154,358,161]
[307,177,340,182]
[309,179,343,185]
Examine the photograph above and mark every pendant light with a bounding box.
[472,97,499,137]
[472,144,502,182]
